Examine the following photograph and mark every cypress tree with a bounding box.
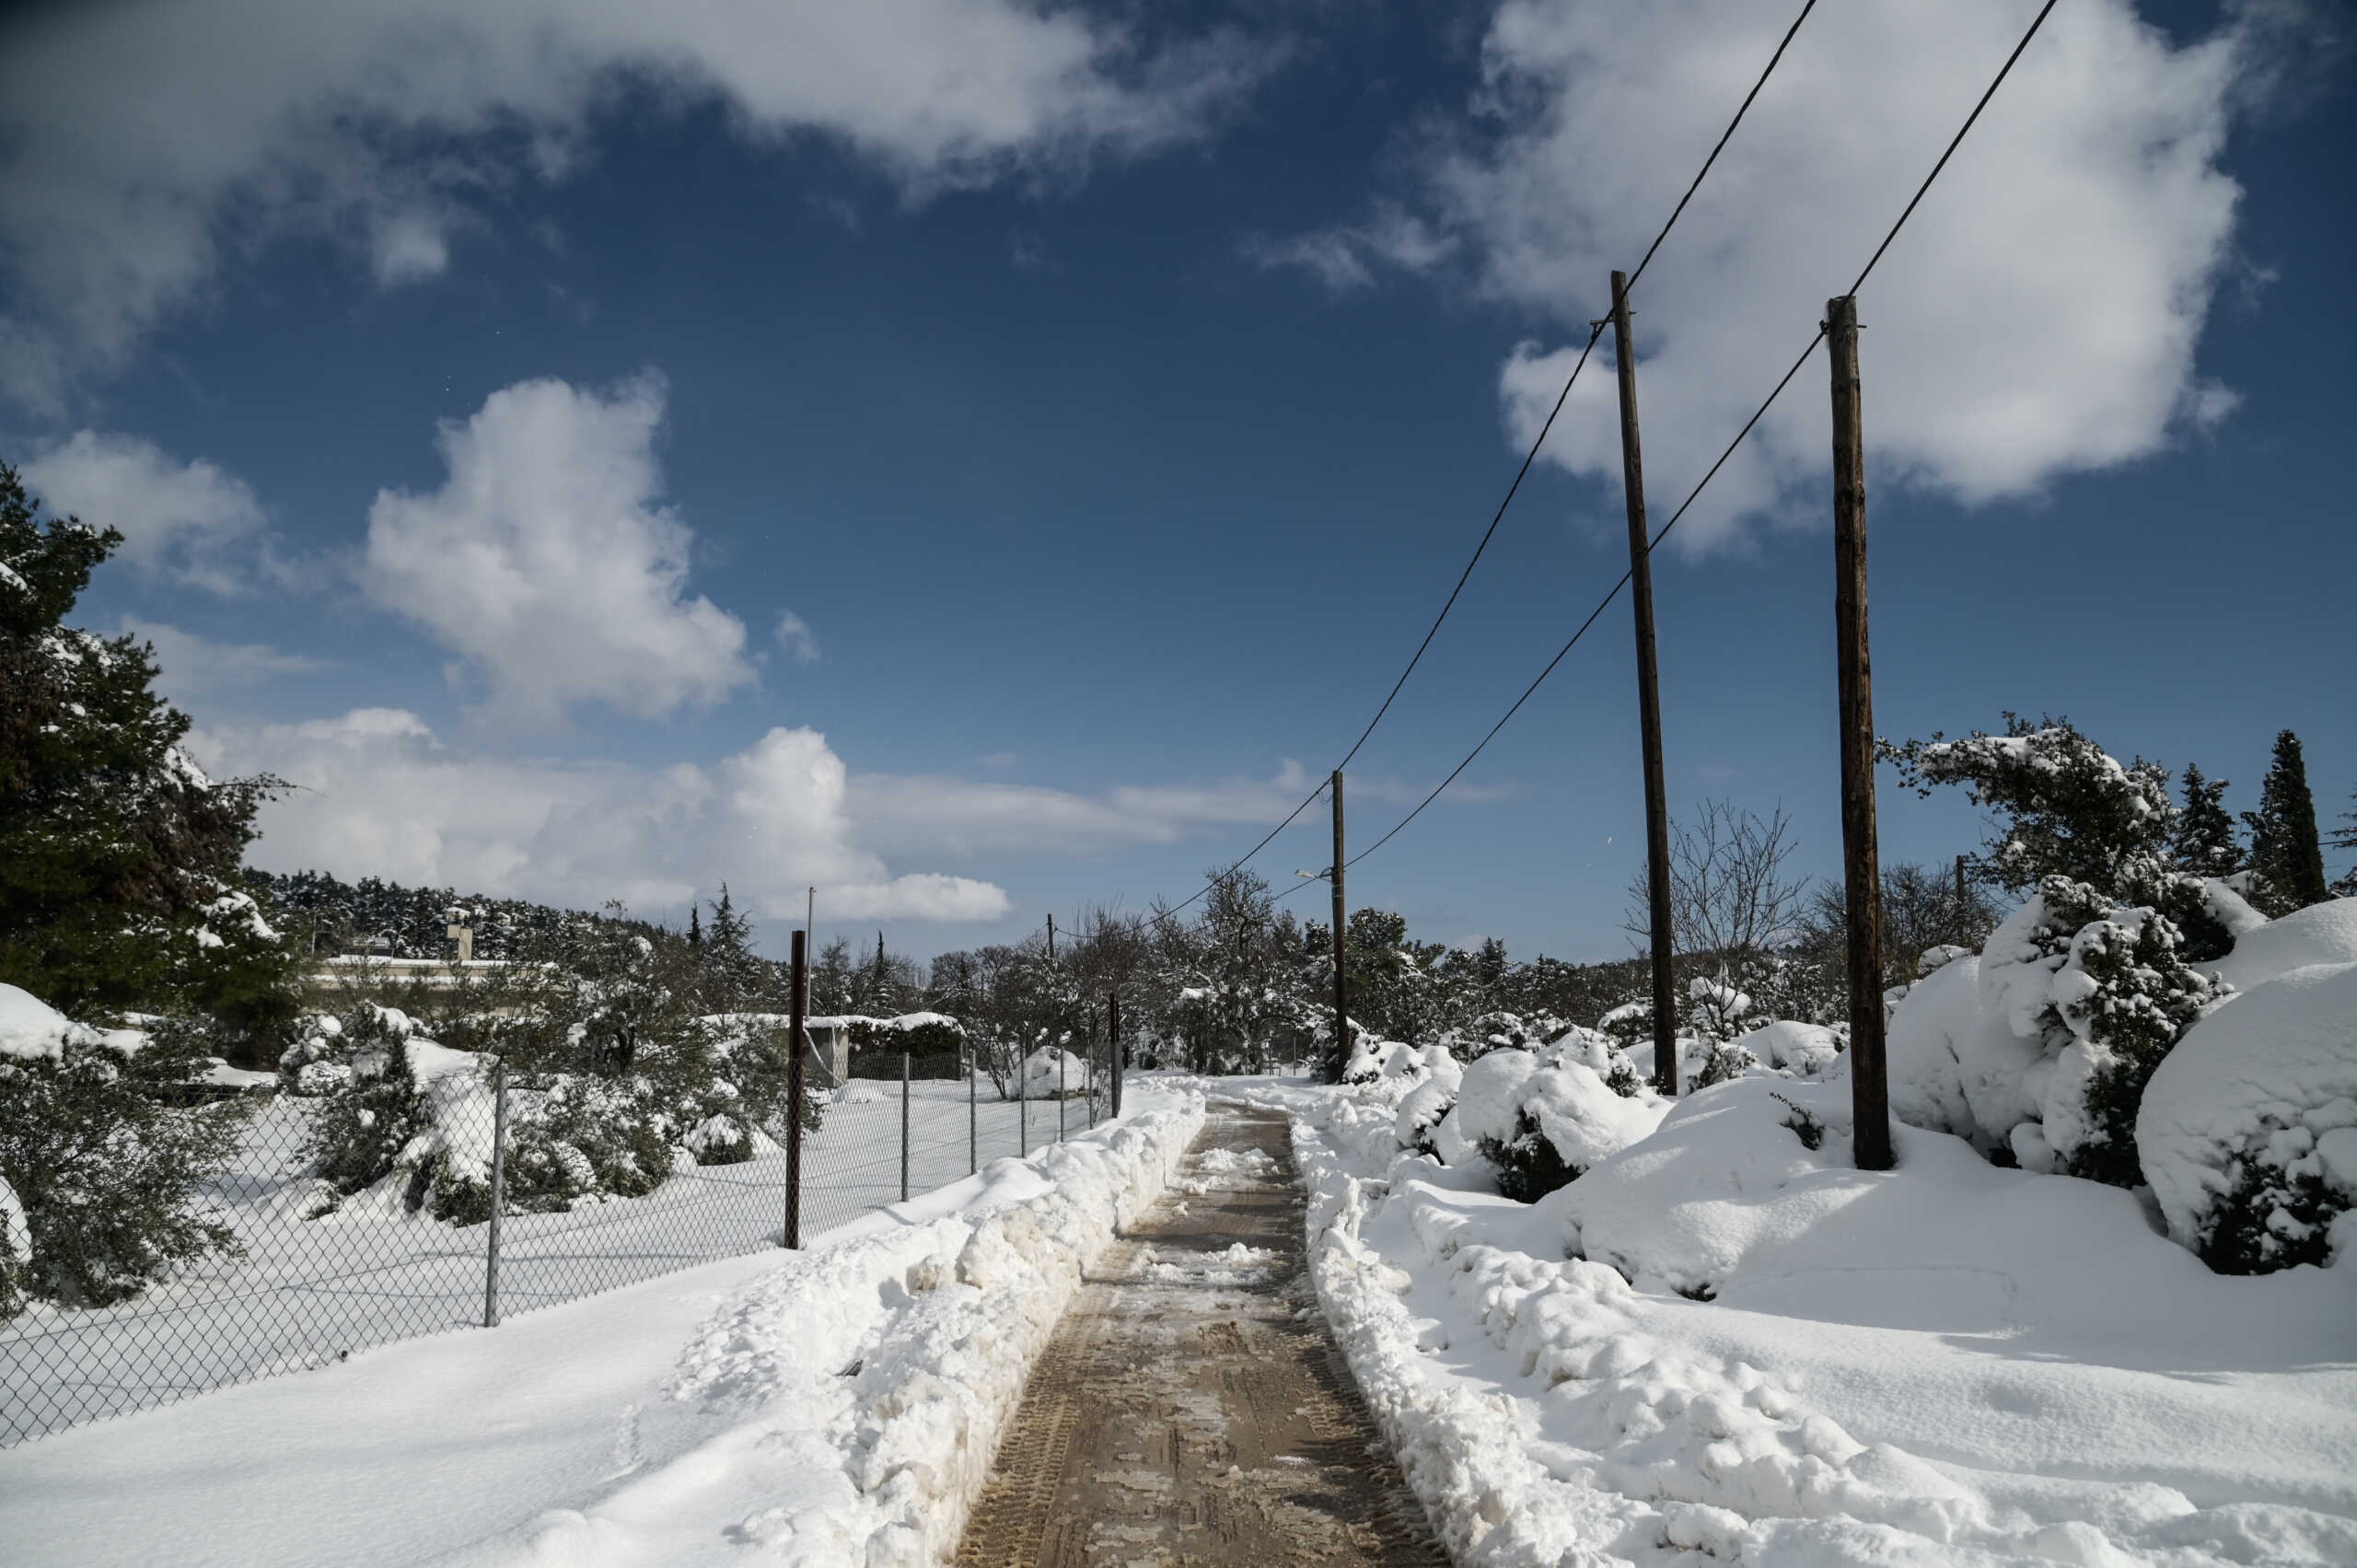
[2243,730,2328,914]
[2170,764,2243,878]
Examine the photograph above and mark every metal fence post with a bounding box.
[1109,990,1123,1121]
[482,1059,507,1328]
[785,930,807,1249]
[968,1045,977,1175]
[1058,1049,1066,1143]
[1019,1047,1028,1158]
[900,1051,911,1203]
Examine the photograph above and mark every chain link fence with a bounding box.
[2,1039,1114,1446]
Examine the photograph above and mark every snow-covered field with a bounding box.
[0,1085,1203,1567]
[3,1074,1100,1443]
[1192,1071,2357,1567]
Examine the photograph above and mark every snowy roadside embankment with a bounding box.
[491,1089,1204,1568]
[1208,1074,2357,1567]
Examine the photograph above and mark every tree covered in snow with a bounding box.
[2332,788,2357,899]
[0,986,250,1318]
[0,465,296,1059]
[2242,729,2329,916]
[1886,714,2177,899]
[2171,763,2244,879]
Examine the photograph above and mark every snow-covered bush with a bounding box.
[2138,961,2357,1274]
[0,984,248,1315]
[1437,1009,1558,1060]
[291,1005,435,1206]
[0,1171,28,1320]
[1890,877,2222,1187]
[1726,1019,1845,1078]
[1018,1046,1088,1098]
[1434,1049,1667,1202]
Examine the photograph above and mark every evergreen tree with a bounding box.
[2328,788,2357,899]
[2243,730,2328,914]
[2170,764,2243,879]
[699,885,764,1012]
[0,464,291,1049]
[688,903,702,951]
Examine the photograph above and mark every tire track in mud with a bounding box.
[956,1104,1447,1567]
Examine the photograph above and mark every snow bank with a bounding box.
[2211,898,2357,993]
[496,1090,1206,1567]
[1245,1076,2357,1567]
[2140,960,2357,1272]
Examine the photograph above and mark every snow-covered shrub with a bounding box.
[0,984,249,1315]
[1439,1009,1556,1060]
[1889,878,2222,1185]
[295,1005,435,1206]
[2138,961,2357,1274]
[1394,1076,1455,1157]
[1545,1026,1647,1098]
[1019,1046,1088,1098]
[1692,1040,1756,1088]
[1727,1019,1845,1078]
[1687,975,1756,1041]
[1434,1049,1668,1202]
[2212,896,2357,993]
[0,1172,28,1319]
[1598,999,1653,1051]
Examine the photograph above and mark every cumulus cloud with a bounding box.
[362,373,754,727]
[0,0,1275,407]
[18,431,273,592]
[1281,0,2255,547]
[185,709,1011,924]
[120,616,322,700]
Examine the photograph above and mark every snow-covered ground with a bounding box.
[4,1074,1101,1443]
[1193,1071,2357,1567]
[0,1084,1203,1567]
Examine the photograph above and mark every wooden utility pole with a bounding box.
[1829,295,1892,1171]
[1329,770,1351,1080]
[1610,270,1678,1098]
[784,928,807,1247]
[1045,912,1055,964]
[1109,991,1124,1118]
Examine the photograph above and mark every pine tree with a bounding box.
[2242,730,2328,914]
[2170,764,2243,878]
[0,464,290,1044]
[2331,789,2357,899]
[700,885,763,1012]
[688,903,702,952]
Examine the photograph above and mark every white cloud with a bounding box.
[120,616,322,699]
[0,0,1275,404]
[1243,203,1457,292]
[1295,0,2255,547]
[362,374,754,727]
[18,431,272,592]
[186,709,1011,924]
[774,610,821,664]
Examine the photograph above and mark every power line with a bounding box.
[1144,0,1827,917]
[1341,0,2067,877]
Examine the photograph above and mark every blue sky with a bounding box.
[3,0,2350,962]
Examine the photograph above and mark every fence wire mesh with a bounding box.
[2,1042,1109,1446]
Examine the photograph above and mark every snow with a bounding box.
[1017,1044,1087,1096]
[0,1176,27,1267]
[2138,960,2357,1264]
[0,982,97,1062]
[1432,1048,1665,1176]
[1729,1017,1846,1076]
[0,1085,1204,1567]
[5,1070,1119,1441]
[1195,1073,2357,1566]
[2209,898,2357,993]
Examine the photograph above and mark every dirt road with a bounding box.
[955,1103,1446,1567]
